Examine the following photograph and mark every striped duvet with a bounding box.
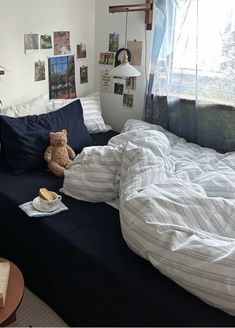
[62,119,235,316]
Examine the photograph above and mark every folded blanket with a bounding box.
[19,201,68,217]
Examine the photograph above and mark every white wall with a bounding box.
[95,0,153,132]
[0,0,152,132]
[0,0,95,107]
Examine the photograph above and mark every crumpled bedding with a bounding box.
[62,119,235,316]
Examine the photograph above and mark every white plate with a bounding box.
[32,196,60,212]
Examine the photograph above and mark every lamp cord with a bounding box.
[125,10,129,49]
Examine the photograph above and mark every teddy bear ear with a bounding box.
[62,129,67,135]
[49,132,55,137]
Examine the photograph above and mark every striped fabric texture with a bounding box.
[62,119,235,316]
[46,93,109,134]
[19,200,68,217]
[62,145,122,202]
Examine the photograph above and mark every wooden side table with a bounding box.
[0,258,24,327]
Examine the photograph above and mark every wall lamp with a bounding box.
[108,0,153,78]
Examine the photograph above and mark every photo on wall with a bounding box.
[123,93,134,108]
[54,31,71,55]
[40,34,52,49]
[127,40,143,66]
[109,33,119,52]
[114,83,124,95]
[24,34,39,53]
[35,60,45,82]
[99,52,114,65]
[77,43,86,59]
[80,66,88,84]
[48,55,76,99]
[126,77,137,90]
[100,70,113,93]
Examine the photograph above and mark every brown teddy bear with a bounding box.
[44,129,76,177]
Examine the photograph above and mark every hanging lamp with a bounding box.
[108,0,153,78]
[109,10,141,78]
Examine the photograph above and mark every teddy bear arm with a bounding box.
[66,144,76,159]
[44,146,53,162]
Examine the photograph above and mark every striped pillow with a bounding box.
[46,93,109,134]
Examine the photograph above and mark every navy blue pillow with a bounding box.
[0,99,94,175]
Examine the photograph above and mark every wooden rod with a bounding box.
[109,4,151,13]
[109,0,153,30]
[145,0,153,30]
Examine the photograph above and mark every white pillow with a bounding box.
[46,93,110,134]
[46,97,75,112]
[0,94,49,117]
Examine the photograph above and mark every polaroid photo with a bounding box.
[35,60,45,82]
[24,34,39,53]
[109,33,119,52]
[77,43,86,59]
[114,83,124,95]
[126,77,137,90]
[80,66,88,84]
[40,34,52,49]
[123,93,134,109]
[99,52,114,65]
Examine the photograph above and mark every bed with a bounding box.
[0,97,235,326]
[62,118,235,320]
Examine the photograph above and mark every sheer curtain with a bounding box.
[145,0,235,152]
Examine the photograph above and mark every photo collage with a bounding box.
[24,31,89,99]
[99,33,142,109]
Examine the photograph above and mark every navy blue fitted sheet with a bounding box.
[0,130,235,326]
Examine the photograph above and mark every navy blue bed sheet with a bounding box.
[0,131,235,327]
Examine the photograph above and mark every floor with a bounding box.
[8,287,68,327]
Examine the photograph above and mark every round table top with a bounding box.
[0,258,24,325]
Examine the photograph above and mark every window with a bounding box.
[156,0,235,106]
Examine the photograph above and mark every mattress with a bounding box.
[0,131,234,326]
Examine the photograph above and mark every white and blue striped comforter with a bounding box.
[62,119,235,316]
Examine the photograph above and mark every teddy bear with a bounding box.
[44,129,76,177]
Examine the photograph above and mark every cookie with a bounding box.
[39,188,55,201]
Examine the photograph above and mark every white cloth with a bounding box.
[19,201,68,217]
[0,95,49,117]
[62,119,235,316]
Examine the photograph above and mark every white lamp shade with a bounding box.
[109,62,141,78]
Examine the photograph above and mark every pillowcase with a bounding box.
[0,94,49,117]
[0,99,94,175]
[47,93,109,134]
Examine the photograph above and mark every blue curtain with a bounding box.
[144,0,235,153]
